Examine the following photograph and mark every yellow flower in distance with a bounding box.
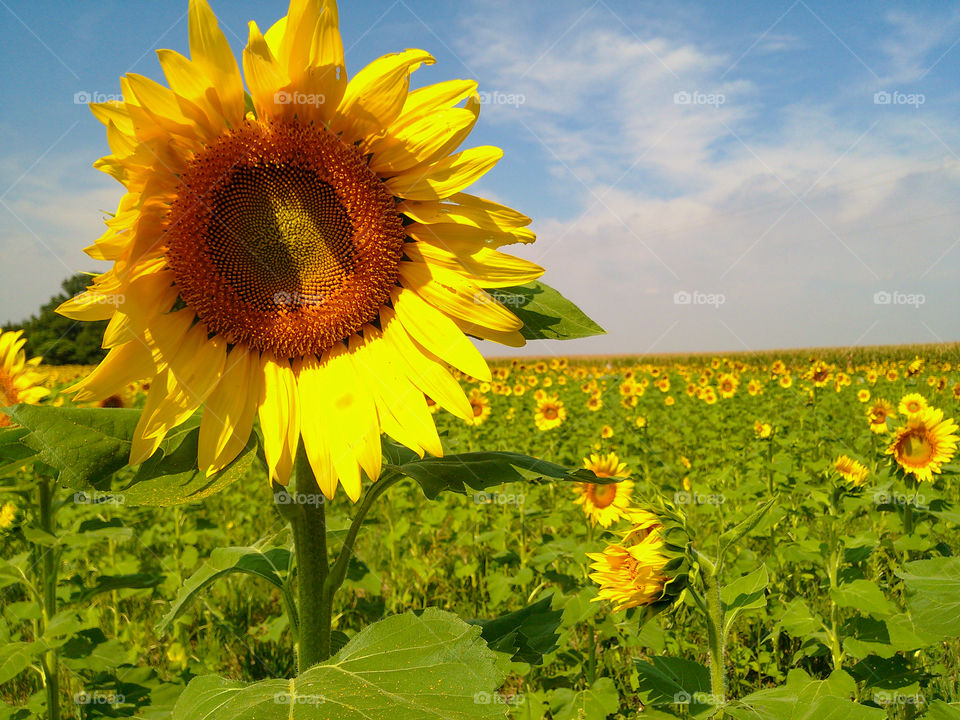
[867,399,896,434]
[534,394,566,431]
[886,406,959,483]
[898,393,928,418]
[833,454,869,487]
[754,421,772,439]
[57,0,544,501]
[0,330,49,427]
[574,452,633,527]
[466,389,491,426]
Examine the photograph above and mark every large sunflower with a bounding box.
[886,406,958,483]
[574,452,633,528]
[58,0,543,501]
[0,330,49,427]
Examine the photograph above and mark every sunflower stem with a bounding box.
[37,475,60,720]
[289,442,328,673]
[695,550,726,713]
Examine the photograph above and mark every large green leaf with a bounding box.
[6,406,139,488]
[469,595,561,665]
[726,669,885,720]
[394,451,602,499]
[0,641,43,685]
[829,579,896,619]
[548,678,621,720]
[0,426,38,476]
[171,608,507,719]
[157,545,291,635]
[494,282,605,341]
[721,565,769,636]
[634,656,712,713]
[898,557,960,640]
[118,423,258,506]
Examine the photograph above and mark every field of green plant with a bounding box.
[2,346,959,719]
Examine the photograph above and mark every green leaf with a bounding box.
[726,668,885,720]
[548,678,621,720]
[495,282,605,341]
[0,426,38,476]
[172,608,507,719]
[0,641,42,684]
[157,545,291,635]
[927,701,960,720]
[721,565,769,636]
[119,423,258,506]
[898,557,960,640]
[6,405,139,488]
[469,595,562,665]
[718,497,778,558]
[70,573,163,604]
[634,656,712,712]
[396,451,601,499]
[776,599,823,638]
[829,580,896,619]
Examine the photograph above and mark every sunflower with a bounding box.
[57,0,544,501]
[898,393,928,418]
[587,512,668,610]
[574,452,633,527]
[907,357,924,376]
[807,360,832,387]
[0,502,17,531]
[856,389,870,403]
[717,373,738,398]
[867,399,896,434]
[635,416,647,429]
[586,394,602,412]
[779,374,793,389]
[833,454,869,487]
[534,394,565,431]
[886,407,959,482]
[747,379,763,396]
[600,425,614,439]
[0,330,49,427]
[466,389,491,426]
[754,421,772,439]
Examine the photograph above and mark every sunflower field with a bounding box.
[2,1,960,719]
[2,344,960,719]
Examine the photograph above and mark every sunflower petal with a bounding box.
[385,146,502,201]
[199,346,262,474]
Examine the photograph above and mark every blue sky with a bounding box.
[2,0,959,356]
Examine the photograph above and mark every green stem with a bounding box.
[289,444,328,673]
[586,624,597,685]
[37,477,60,720]
[319,470,405,660]
[695,550,726,711]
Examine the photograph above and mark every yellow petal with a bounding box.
[399,192,532,231]
[389,79,478,130]
[69,341,156,403]
[451,318,526,348]
[294,355,337,499]
[385,146,502,201]
[257,354,300,485]
[188,0,245,126]
[279,0,346,124]
[379,306,473,421]
[368,101,479,175]
[404,237,544,288]
[390,285,491,381]
[199,347,262,474]
[242,20,291,119]
[331,49,435,144]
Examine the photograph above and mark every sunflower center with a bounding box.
[589,483,617,508]
[543,406,558,420]
[900,432,934,464]
[165,119,406,359]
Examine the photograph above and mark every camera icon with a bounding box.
[873,91,891,105]
[673,91,691,105]
[473,691,491,705]
[274,91,292,105]
[674,691,692,704]
[274,491,292,505]
[873,291,891,305]
[73,91,92,104]
[674,290,691,305]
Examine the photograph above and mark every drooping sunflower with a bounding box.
[898,393,928,418]
[534,394,565,431]
[833,454,869,487]
[867,399,897,434]
[587,510,668,610]
[574,452,633,527]
[0,330,49,427]
[465,389,491,427]
[886,406,959,483]
[58,0,544,501]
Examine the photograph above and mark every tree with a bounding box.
[3,274,108,365]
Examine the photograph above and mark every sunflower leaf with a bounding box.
[468,595,562,665]
[494,282,605,340]
[171,608,507,719]
[394,451,605,499]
